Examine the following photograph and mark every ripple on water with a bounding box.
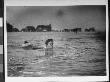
[7,32,106,76]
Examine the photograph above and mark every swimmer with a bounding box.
[22,40,31,47]
[45,39,53,58]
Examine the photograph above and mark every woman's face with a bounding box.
[48,41,53,47]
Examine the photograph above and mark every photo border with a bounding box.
[4,0,109,82]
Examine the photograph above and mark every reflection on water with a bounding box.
[7,32,106,77]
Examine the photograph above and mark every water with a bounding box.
[7,32,106,77]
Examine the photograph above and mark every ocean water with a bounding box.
[7,32,106,77]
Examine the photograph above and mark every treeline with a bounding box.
[7,22,52,32]
[7,22,96,32]
[7,22,19,32]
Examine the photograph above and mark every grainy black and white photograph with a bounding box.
[6,5,107,77]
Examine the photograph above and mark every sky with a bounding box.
[6,5,106,31]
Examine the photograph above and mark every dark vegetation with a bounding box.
[21,26,36,32]
[7,22,52,32]
[7,22,19,32]
[7,22,97,33]
[95,31,106,41]
[36,24,51,32]
[85,27,95,32]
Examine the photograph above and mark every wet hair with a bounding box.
[45,39,53,46]
[24,41,28,44]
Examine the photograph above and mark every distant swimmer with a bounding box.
[45,39,53,58]
[22,41,31,47]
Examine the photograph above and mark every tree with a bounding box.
[7,22,19,32]
[7,22,13,32]
[36,24,51,32]
[26,26,36,32]
[13,28,19,32]
[21,26,36,32]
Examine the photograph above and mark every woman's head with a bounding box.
[45,39,53,48]
[24,41,28,44]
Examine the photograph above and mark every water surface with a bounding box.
[7,32,106,77]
